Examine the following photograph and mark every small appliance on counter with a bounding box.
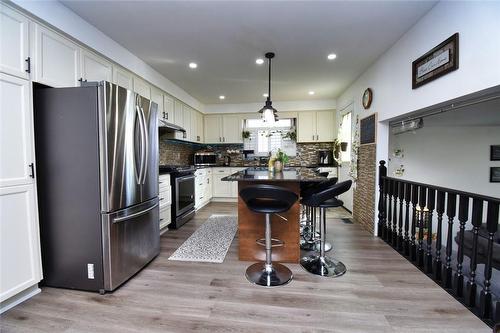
[159,165,196,229]
[193,150,217,166]
[318,150,334,166]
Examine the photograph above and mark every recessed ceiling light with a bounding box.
[219,95,225,100]
[308,91,315,95]
[188,62,198,69]
[327,53,337,60]
[263,93,269,97]
[256,58,264,65]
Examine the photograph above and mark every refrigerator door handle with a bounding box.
[139,105,149,185]
[135,100,146,184]
[113,202,159,223]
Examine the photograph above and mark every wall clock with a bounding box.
[362,88,373,109]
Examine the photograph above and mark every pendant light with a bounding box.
[258,52,278,123]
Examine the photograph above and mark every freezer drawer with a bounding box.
[101,198,160,291]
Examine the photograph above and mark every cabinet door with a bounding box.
[183,105,192,141]
[297,111,316,143]
[133,76,150,99]
[196,112,204,143]
[316,110,336,142]
[222,115,242,143]
[0,4,30,80]
[150,87,164,121]
[212,173,232,197]
[0,74,34,188]
[163,94,174,123]
[112,65,133,90]
[35,25,80,87]
[204,115,222,144]
[173,100,183,127]
[80,50,112,82]
[190,108,197,142]
[0,184,42,302]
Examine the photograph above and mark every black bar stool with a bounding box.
[239,185,298,287]
[300,180,352,277]
[300,177,338,252]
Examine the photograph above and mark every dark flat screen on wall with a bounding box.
[360,113,376,145]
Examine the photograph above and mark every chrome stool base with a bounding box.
[315,241,332,252]
[300,256,346,277]
[245,262,293,287]
[300,239,318,251]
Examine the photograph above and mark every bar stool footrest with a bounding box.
[256,238,284,248]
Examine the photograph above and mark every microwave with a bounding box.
[193,151,217,166]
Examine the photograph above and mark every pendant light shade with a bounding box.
[258,52,278,122]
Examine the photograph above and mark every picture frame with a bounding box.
[490,167,500,183]
[491,145,500,161]
[412,33,459,89]
[360,113,377,145]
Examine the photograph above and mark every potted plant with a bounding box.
[242,130,251,140]
[282,130,297,141]
[273,149,289,172]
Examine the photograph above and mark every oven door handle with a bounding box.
[176,174,195,182]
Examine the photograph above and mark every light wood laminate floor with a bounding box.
[0,203,491,332]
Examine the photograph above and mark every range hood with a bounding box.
[158,118,186,132]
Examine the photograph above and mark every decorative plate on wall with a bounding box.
[362,88,373,109]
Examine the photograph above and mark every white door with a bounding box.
[112,65,133,90]
[80,50,112,82]
[297,111,316,142]
[316,110,336,142]
[163,94,174,123]
[204,115,221,144]
[133,76,150,99]
[0,74,34,188]
[222,115,242,143]
[35,24,80,87]
[0,4,30,80]
[0,184,42,302]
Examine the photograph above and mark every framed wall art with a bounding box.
[412,33,459,89]
[490,167,500,183]
[490,145,500,161]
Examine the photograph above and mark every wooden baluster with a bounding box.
[479,201,499,319]
[410,184,419,262]
[425,188,435,274]
[403,182,411,256]
[465,198,483,307]
[392,180,399,247]
[397,181,405,252]
[442,192,456,289]
[433,190,445,281]
[417,186,427,267]
[377,161,387,238]
[454,195,469,298]
[382,178,389,240]
[386,179,393,243]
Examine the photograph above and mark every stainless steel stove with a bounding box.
[159,165,195,229]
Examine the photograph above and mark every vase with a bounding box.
[274,160,283,172]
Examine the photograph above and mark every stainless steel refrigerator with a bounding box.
[34,81,159,293]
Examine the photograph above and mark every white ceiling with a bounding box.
[61,0,436,105]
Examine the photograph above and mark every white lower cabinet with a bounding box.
[158,174,171,230]
[195,168,212,209]
[0,184,42,303]
[212,168,232,198]
[230,168,246,198]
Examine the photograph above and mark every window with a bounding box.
[243,118,296,156]
[339,112,352,162]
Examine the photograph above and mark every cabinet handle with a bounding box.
[25,57,31,73]
[166,112,168,120]
[219,137,221,142]
[159,197,164,201]
[29,163,35,178]
[312,135,315,140]
[223,137,225,142]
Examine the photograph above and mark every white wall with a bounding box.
[205,99,336,114]
[336,1,500,233]
[9,0,204,111]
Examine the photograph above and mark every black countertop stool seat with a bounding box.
[239,185,298,287]
[300,180,352,277]
[300,177,338,252]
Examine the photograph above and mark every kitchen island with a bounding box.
[222,167,325,263]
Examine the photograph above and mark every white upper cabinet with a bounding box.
[315,110,335,142]
[163,94,174,123]
[80,50,112,82]
[0,74,34,188]
[196,112,204,143]
[0,5,30,80]
[112,65,133,90]
[297,110,335,142]
[183,105,192,141]
[150,87,164,121]
[173,100,183,127]
[222,115,242,143]
[133,76,151,99]
[34,24,80,87]
[204,115,222,144]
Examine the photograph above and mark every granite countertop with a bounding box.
[221,167,326,182]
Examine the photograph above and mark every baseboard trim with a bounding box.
[210,198,237,203]
[0,284,41,314]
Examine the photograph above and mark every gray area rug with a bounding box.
[168,215,237,263]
